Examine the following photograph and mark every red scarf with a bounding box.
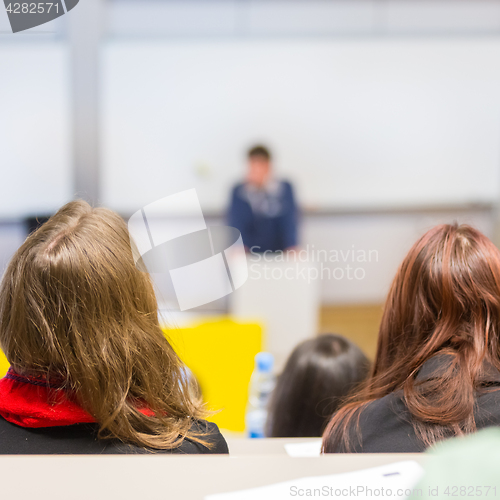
[0,369,154,428]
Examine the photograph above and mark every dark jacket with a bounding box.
[228,180,298,252]
[331,355,500,453]
[0,417,229,455]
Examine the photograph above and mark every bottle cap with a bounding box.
[255,352,274,373]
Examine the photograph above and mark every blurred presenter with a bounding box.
[228,145,298,253]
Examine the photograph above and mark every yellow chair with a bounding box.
[166,318,263,433]
[0,350,9,378]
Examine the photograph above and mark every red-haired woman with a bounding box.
[323,224,500,453]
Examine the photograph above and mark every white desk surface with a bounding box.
[0,453,426,500]
[226,437,321,455]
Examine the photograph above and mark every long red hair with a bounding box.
[322,224,500,451]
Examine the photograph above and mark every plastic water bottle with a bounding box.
[245,352,275,438]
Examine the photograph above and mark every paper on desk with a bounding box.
[205,460,424,500]
[284,440,322,457]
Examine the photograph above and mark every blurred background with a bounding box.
[2,0,500,433]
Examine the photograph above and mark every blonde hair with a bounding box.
[0,200,207,450]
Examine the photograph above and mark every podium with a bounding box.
[230,254,320,370]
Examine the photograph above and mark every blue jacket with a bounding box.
[228,180,298,252]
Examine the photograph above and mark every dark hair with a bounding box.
[323,224,500,452]
[266,334,370,437]
[248,145,271,161]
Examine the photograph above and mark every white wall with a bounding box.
[0,43,72,218]
[107,1,500,37]
[0,224,26,277]
[101,37,500,214]
[3,0,500,216]
[302,207,494,304]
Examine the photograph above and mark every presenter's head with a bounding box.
[247,145,271,187]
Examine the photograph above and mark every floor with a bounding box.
[318,303,384,360]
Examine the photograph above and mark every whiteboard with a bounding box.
[0,43,72,218]
[101,38,500,213]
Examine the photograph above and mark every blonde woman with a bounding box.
[0,200,228,454]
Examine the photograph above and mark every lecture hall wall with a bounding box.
[1,0,500,305]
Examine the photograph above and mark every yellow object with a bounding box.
[165,318,263,433]
[0,350,9,378]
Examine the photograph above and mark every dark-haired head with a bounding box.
[246,145,272,187]
[323,224,500,452]
[248,145,271,161]
[266,334,370,437]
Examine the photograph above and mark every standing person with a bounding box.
[228,145,298,253]
[322,224,500,453]
[0,200,228,454]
